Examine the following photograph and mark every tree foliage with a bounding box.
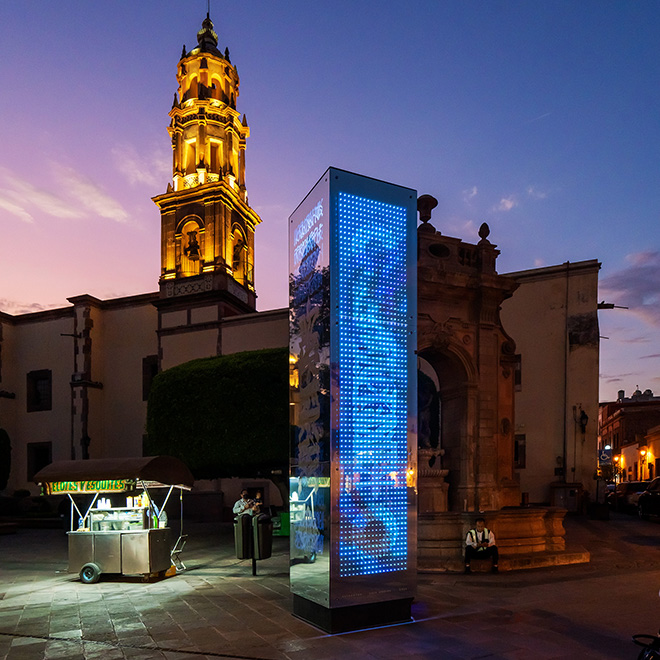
[145,348,289,481]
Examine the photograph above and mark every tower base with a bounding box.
[292,595,413,634]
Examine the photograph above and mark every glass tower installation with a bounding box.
[289,168,417,633]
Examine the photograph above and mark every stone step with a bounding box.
[420,546,591,573]
[0,522,18,535]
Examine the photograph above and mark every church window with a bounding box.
[231,146,239,177]
[232,229,246,283]
[26,369,52,412]
[514,434,526,469]
[188,75,198,99]
[514,354,522,391]
[210,140,221,172]
[211,76,222,100]
[27,442,52,481]
[180,219,203,277]
[185,140,196,175]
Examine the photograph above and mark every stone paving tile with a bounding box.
[80,645,122,660]
[5,649,51,660]
[43,639,85,659]
[81,618,115,630]
[8,637,48,650]
[82,644,126,660]
[283,645,377,660]
[82,631,119,644]
[12,624,48,638]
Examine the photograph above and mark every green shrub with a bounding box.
[145,348,288,481]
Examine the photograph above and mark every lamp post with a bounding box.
[640,447,648,480]
[613,454,621,483]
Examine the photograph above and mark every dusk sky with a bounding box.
[0,1,658,402]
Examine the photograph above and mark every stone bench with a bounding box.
[419,507,591,572]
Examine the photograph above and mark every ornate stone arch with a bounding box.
[175,215,205,277]
[230,224,247,284]
[418,338,478,512]
[210,74,223,101]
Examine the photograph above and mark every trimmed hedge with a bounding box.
[145,348,288,480]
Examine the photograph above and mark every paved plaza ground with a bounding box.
[1,511,659,659]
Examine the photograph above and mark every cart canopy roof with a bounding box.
[33,456,194,489]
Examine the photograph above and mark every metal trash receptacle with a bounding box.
[234,514,253,559]
[252,514,273,560]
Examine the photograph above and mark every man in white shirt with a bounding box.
[465,517,499,573]
[233,489,257,516]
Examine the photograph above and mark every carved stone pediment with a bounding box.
[418,314,473,354]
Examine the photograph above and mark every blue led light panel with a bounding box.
[337,191,409,577]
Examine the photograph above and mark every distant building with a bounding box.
[643,423,660,481]
[599,388,660,481]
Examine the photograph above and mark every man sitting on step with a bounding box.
[465,517,499,573]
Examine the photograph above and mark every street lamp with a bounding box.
[613,454,621,483]
[640,447,648,480]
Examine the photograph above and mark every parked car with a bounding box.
[607,481,650,512]
[603,483,616,502]
[637,478,660,518]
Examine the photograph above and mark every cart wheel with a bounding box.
[79,563,101,584]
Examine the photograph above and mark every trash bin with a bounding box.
[234,514,253,559]
[252,513,273,560]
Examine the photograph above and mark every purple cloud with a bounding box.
[600,251,660,327]
[0,299,62,315]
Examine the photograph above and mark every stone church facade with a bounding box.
[0,16,600,529]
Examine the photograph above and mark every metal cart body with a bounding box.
[68,528,172,576]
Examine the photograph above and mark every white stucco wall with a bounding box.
[501,260,600,504]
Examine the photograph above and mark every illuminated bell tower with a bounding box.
[153,14,260,312]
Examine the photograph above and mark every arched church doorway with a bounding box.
[418,351,471,512]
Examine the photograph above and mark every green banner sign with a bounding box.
[46,480,133,494]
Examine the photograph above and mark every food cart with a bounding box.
[33,456,194,584]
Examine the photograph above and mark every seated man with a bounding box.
[465,517,499,573]
[233,489,258,516]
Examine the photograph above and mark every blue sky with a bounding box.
[0,1,658,401]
